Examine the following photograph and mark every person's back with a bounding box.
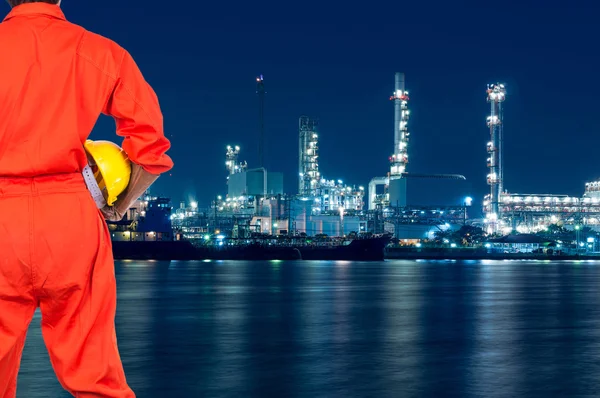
[0,1,173,397]
[0,2,171,177]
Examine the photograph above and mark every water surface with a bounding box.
[16,259,600,397]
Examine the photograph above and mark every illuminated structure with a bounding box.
[368,176,389,210]
[225,145,247,178]
[368,72,466,212]
[298,116,320,197]
[222,144,283,215]
[489,181,600,233]
[217,77,286,216]
[484,83,506,232]
[298,116,364,214]
[311,179,364,213]
[369,73,411,210]
[389,72,410,178]
[479,83,600,233]
[297,116,363,212]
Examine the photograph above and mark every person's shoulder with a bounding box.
[76,28,127,78]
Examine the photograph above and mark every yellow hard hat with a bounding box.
[84,140,132,206]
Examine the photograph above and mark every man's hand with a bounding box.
[98,163,160,223]
[100,205,125,222]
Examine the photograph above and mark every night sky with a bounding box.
[4,1,599,213]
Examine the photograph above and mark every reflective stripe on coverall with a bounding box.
[0,3,174,397]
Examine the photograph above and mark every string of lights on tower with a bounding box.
[484,83,506,233]
[389,73,410,177]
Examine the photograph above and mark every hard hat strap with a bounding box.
[83,164,107,209]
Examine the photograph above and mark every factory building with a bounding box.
[227,167,283,198]
[483,181,600,234]
[290,199,366,237]
[219,144,284,216]
[370,176,469,210]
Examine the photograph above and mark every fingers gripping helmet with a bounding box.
[83,140,132,208]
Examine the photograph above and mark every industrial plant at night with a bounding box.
[120,71,600,250]
[481,83,600,236]
[165,72,474,242]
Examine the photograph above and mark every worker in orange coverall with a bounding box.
[0,0,174,396]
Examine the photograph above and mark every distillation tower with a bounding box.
[369,72,411,210]
[484,83,506,232]
[298,116,364,213]
[387,72,411,207]
[389,72,410,178]
[298,116,320,197]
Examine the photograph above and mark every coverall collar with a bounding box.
[3,3,66,22]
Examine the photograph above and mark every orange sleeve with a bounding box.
[102,49,174,175]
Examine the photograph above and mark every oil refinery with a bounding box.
[167,71,600,242]
[481,84,600,234]
[168,72,476,240]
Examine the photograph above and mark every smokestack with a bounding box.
[257,75,265,168]
[394,72,405,161]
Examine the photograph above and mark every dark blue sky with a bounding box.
[5,1,599,210]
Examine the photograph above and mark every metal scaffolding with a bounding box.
[298,116,320,197]
[225,145,245,178]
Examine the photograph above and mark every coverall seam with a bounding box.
[103,48,126,115]
[75,51,118,81]
[75,48,120,115]
[121,83,158,126]
[75,37,125,116]
[117,54,161,128]
[117,45,127,72]
[75,29,86,56]
[75,31,118,81]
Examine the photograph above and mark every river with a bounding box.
[16,259,600,397]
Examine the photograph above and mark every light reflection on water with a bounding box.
[16,259,600,397]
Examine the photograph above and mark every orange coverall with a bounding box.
[0,3,173,397]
